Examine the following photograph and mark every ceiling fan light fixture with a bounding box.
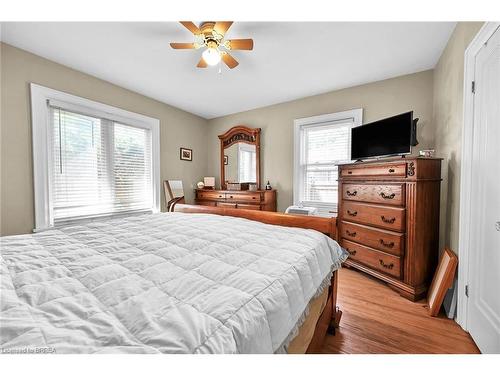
[202,47,221,66]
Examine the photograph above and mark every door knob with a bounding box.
[496,221,500,232]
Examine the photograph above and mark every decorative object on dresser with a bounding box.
[180,147,192,161]
[203,177,216,189]
[338,156,442,301]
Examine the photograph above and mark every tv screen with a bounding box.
[351,111,413,160]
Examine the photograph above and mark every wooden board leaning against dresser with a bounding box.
[338,157,442,301]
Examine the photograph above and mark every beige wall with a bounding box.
[1,22,484,245]
[0,43,209,236]
[207,70,435,212]
[432,22,483,253]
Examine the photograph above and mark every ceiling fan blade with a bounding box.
[221,52,239,69]
[180,21,201,35]
[196,57,208,68]
[226,39,254,50]
[213,21,233,36]
[170,42,196,49]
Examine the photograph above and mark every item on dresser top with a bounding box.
[265,181,272,190]
[226,182,250,191]
[338,156,442,301]
[285,205,319,216]
[197,181,205,189]
[203,177,216,189]
[248,183,258,191]
[419,149,435,158]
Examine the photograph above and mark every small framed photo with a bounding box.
[180,147,192,161]
[224,155,228,165]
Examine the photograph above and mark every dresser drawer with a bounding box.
[341,201,406,232]
[342,183,405,206]
[196,201,217,207]
[236,203,261,210]
[217,202,237,208]
[341,239,401,279]
[197,191,225,200]
[226,192,261,203]
[341,163,407,178]
[340,221,403,256]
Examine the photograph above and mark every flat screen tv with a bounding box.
[351,111,413,160]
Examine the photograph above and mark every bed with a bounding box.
[0,206,346,354]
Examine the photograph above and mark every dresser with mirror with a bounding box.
[195,125,277,211]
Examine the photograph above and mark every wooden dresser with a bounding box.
[195,189,277,211]
[338,157,442,301]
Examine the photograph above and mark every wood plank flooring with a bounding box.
[321,267,480,354]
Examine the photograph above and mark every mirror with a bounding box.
[224,143,257,184]
[219,126,261,190]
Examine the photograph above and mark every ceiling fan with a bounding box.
[170,21,254,69]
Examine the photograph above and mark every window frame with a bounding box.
[31,83,160,232]
[293,109,363,216]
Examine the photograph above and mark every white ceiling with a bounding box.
[1,22,455,119]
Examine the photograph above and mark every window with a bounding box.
[294,109,362,216]
[31,84,160,231]
[238,143,257,182]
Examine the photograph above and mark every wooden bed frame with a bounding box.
[170,201,341,353]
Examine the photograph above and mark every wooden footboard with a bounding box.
[171,203,341,352]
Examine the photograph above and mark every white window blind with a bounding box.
[238,145,257,183]
[50,106,153,222]
[294,109,362,216]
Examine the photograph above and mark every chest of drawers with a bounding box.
[338,157,442,301]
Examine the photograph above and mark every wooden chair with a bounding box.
[164,180,185,212]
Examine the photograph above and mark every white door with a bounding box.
[467,26,500,353]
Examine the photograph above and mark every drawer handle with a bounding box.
[346,190,357,197]
[252,197,256,199]
[347,171,353,174]
[379,239,395,248]
[381,215,396,224]
[346,230,357,237]
[229,195,233,198]
[347,210,357,217]
[380,192,396,200]
[346,249,357,256]
[388,168,395,173]
[379,259,394,269]
[219,195,223,198]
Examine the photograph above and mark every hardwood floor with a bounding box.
[321,267,480,354]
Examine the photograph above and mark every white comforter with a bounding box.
[0,212,346,353]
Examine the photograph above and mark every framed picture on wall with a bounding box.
[224,155,228,165]
[180,147,192,161]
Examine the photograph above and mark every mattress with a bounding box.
[0,212,347,353]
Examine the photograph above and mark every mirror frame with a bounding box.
[218,125,261,190]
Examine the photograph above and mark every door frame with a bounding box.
[457,22,500,330]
